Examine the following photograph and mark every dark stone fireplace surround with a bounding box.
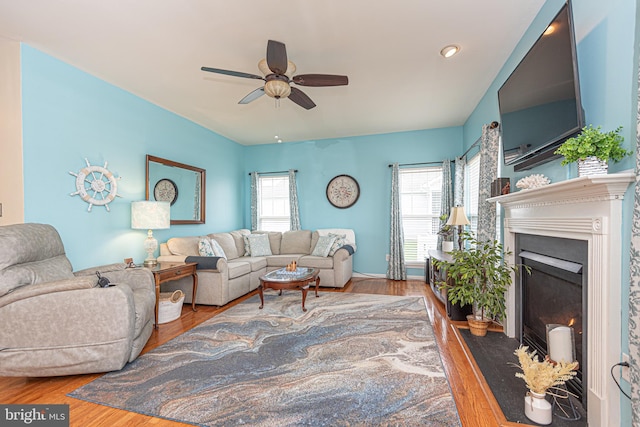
[488,172,635,427]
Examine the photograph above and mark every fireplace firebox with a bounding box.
[516,234,588,404]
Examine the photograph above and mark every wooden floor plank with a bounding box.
[0,278,524,426]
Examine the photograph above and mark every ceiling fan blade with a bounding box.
[201,67,264,80]
[292,74,349,87]
[266,40,288,75]
[238,87,265,104]
[288,87,316,110]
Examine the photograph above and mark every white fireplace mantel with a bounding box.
[489,172,634,427]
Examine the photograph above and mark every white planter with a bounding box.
[577,156,608,177]
[524,391,552,425]
[442,241,454,253]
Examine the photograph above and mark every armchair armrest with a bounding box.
[0,277,95,309]
[73,262,153,292]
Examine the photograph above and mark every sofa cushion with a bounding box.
[229,229,251,257]
[280,230,312,255]
[311,235,336,257]
[198,237,215,257]
[298,255,334,269]
[247,234,272,257]
[226,260,251,279]
[210,233,239,260]
[209,238,227,259]
[266,254,303,268]
[254,231,282,255]
[167,236,200,257]
[239,256,267,272]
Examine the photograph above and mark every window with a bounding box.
[464,153,480,237]
[258,175,290,232]
[399,167,443,265]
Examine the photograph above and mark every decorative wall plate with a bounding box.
[69,158,119,212]
[326,174,360,208]
[154,178,178,205]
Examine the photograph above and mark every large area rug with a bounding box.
[69,292,461,426]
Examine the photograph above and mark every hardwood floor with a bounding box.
[0,278,527,426]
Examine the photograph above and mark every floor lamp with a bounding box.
[446,206,470,251]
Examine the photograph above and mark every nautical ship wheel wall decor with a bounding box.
[69,158,120,212]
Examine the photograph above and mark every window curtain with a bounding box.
[288,169,301,231]
[438,159,452,250]
[250,172,259,231]
[628,59,640,426]
[387,163,406,280]
[454,156,466,206]
[475,123,500,243]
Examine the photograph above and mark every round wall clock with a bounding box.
[326,174,360,208]
[154,179,178,205]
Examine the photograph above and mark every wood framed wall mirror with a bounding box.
[146,155,206,224]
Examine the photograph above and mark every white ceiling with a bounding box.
[0,0,546,146]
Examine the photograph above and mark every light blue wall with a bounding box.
[243,128,463,276]
[21,45,245,270]
[464,0,638,423]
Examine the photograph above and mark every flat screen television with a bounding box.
[498,1,583,171]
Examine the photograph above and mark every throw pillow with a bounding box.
[243,235,251,256]
[328,233,347,256]
[198,237,215,257]
[209,238,227,259]
[247,234,272,257]
[311,235,337,257]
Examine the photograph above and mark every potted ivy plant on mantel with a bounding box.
[433,231,529,337]
[554,125,632,177]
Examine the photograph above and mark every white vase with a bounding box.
[577,156,608,177]
[442,241,454,253]
[524,391,552,425]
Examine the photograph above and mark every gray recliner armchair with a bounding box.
[0,223,155,377]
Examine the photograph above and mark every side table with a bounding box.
[149,262,198,328]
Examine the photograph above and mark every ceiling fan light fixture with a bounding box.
[264,80,291,99]
[440,45,460,58]
[258,59,297,77]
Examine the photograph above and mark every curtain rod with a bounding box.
[248,170,298,175]
[388,161,442,168]
[461,121,499,159]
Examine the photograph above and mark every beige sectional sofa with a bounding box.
[157,228,356,306]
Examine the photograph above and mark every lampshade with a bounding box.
[446,206,470,226]
[131,201,170,230]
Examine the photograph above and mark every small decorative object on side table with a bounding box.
[148,262,198,328]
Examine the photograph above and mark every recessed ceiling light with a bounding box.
[440,45,460,58]
[543,24,555,36]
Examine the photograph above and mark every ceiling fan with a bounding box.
[201,40,348,110]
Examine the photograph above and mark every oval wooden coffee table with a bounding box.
[258,267,320,312]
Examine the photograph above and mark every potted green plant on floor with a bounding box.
[433,231,528,336]
[554,125,632,176]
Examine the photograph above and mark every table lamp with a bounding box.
[131,201,170,267]
[446,206,470,251]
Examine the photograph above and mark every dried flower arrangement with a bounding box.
[513,345,578,396]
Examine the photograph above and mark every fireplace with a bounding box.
[516,233,588,403]
[489,172,634,427]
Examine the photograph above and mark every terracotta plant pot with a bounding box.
[467,315,491,337]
